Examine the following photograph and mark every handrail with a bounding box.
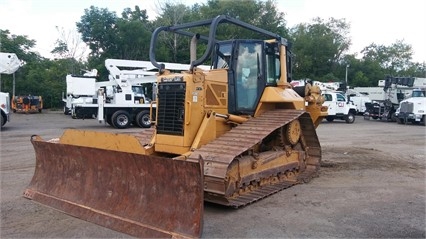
[149,15,288,74]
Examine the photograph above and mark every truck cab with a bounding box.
[395,88,426,125]
[322,91,357,123]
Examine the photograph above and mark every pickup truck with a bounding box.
[322,91,357,123]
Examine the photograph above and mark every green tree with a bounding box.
[198,0,288,38]
[290,17,351,81]
[351,71,370,87]
[403,62,426,78]
[361,40,414,76]
[0,29,39,63]
[150,0,289,64]
[1,29,86,109]
[115,6,152,60]
[0,29,41,94]
[151,2,198,63]
[51,26,88,61]
[76,6,153,79]
[76,6,118,58]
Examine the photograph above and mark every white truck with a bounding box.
[346,89,372,115]
[361,77,426,122]
[69,59,158,129]
[0,92,11,128]
[0,52,21,128]
[63,69,99,115]
[69,59,209,129]
[322,91,357,123]
[395,88,426,125]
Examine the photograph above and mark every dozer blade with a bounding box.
[23,135,203,238]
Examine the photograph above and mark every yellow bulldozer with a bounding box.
[24,15,327,238]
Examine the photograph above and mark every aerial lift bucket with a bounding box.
[23,133,204,238]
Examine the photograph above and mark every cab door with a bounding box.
[214,40,266,115]
[322,93,336,115]
[335,93,348,115]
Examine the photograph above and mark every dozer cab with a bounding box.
[24,15,327,238]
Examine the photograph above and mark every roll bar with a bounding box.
[149,15,289,73]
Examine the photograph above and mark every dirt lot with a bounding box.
[1,111,425,238]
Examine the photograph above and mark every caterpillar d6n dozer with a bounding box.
[24,15,327,238]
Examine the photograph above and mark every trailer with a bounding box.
[12,95,43,113]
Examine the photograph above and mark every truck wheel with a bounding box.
[396,118,404,124]
[111,110,131,129]
[423,116,426,126]
[1,115,5,127]
[345,112,355,124]
[63,106,70,115]
[136,111,151,128]
[390,112,397,122]
[326,116,334,122]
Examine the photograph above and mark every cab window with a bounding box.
[323,94,332,102]
[214,43,232,69]
[336,93,346,101]
[265,43,280,85]
[235,42,262,111]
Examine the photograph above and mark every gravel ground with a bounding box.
[1,111,425,238]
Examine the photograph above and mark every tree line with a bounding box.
[1,0,424,109]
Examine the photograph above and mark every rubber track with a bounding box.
[190,109,321,207]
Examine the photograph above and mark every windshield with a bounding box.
[412,90,425,97]
[132,86,144,96]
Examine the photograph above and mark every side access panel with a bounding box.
[24,137,203,238]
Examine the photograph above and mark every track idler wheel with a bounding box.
[286,119,301,145]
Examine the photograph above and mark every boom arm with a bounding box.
[105,58,209,88]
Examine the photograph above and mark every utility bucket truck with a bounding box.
[0,52,21,128]
[24,16,327,238]
[66,59,208,129]
[62,69,98,115]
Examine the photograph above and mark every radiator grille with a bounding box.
[400,102,413,113]
[157,82,186,135]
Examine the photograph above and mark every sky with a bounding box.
[0,0,425,63]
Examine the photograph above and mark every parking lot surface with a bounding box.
[1,111,425,238]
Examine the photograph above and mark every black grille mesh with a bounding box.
[400,102,413,113]
[157,82,186,135]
